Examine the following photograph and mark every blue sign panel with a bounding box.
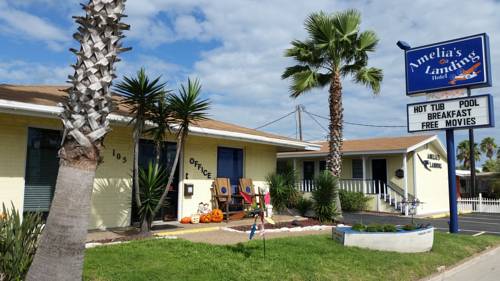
[405,34,491,95]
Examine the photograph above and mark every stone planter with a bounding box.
[333,226,434,253]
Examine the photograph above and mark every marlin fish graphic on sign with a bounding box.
[448,62,481,85]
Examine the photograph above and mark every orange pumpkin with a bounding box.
[211,209,223,223]
[200,214,212,223]
[180,217,191,224]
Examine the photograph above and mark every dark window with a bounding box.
[319,160,326,172]
[217,147,244,195]
[303,161,315,180]
[24,128,61,213]
[352,159,363,179]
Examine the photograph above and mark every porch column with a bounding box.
[403,153,409,216]
[362,156,367,194]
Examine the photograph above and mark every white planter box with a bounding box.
[333,226,434,253]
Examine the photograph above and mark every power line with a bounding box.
[254,109,296,130]
[303,109,329,133]
[306,111,407,128]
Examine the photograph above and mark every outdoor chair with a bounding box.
[239,178,257,210]
[212,178,244,222]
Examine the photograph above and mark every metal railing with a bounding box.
[297,178,407,213]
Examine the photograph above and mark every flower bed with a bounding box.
[333,224,434,253]
[229,218,333,232]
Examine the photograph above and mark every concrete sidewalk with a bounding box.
[424,245,500,281]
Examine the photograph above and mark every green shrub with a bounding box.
[351,223,366,232]
[0,203,43,281]
[295,197,313,217]
[402,224,417,231]
[365,223,385,232]
[312,171,338,223]
[383,224,397,232]
[339,190,370,212]
[139,162,168,230]
[268,168,299,212]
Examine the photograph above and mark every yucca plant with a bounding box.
[115,69,166,232]
[138,162,168,230]
[151,78,210,219]
[312,171,338,223]
[267,173,288,212]
[27,1,129,279]
[0,204,43,281]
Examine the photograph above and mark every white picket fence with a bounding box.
[457,193,500,213]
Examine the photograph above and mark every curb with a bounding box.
[420,244,500,281]
[154,226,220,236]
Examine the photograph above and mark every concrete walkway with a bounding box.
[86,214,307,242]
[424,245,500,281]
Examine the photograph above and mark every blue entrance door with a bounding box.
[217,147,243,195]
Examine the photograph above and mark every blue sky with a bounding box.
[0,0,499,165]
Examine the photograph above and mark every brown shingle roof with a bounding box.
[279,135,435,156]
[0,84,301,143]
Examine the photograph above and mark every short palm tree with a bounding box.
[151,78,210,218]
[457,140,481,170]
[282,10,383,215]
[480,137,497,160]
[115,69,165,232]
[27,0,129,280]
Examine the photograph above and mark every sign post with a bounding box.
[403,33,493,234]
[446,129,458,233]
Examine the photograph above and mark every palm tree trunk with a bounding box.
[152,132,184,221]
[132,117,149,232]
[27,1,128,278]
[328,71,343,217]
[26,142,99,280]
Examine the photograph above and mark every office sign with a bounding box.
[405,34,491,95]
[407,94,494,132]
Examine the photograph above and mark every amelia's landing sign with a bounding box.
[407,95,494,132]
[405,34,491,95]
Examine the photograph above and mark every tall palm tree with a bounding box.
[282,10,382,215]
[151,78,210,219]
[26,1,129,280]
[480,137,497,160]
[115,69,165,232]
[457,140,481,170]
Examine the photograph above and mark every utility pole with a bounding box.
[467,88,476,196]
[296,104,303,141]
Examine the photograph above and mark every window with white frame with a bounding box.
[352,159,363,179]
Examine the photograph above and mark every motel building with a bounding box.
[277,135,450,216]
[0,85,319,230]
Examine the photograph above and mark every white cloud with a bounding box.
[123,0,499,144]
[0,60,70,84]
[0,0,70,50]
[1,0,499,147]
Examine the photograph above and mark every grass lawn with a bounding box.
[84,232,500,281]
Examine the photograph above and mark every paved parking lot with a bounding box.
[342,212,500,236]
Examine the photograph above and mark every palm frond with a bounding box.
[282,65,311,79]
[333,9,361,43]
[289,68,326,98]
[167,78,210,137]
[356,30,379,53]
[305,11,336,46]
[353,67,383,94]
[114,68,166,125]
